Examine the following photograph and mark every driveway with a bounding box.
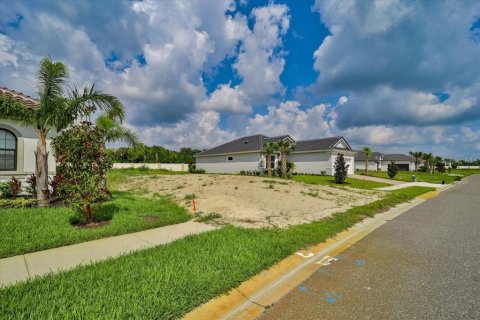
[260,175,480,319]
[350,174,404,185]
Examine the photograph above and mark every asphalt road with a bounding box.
[260,175,480,320]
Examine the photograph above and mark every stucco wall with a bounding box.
[354,161,381,171]
[196,152,262,173]
[112,163,188,171]
[0,119,56,177]
[289,152,333,175]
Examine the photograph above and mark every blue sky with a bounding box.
[0,0,480,159]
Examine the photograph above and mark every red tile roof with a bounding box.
[0,87,39,109]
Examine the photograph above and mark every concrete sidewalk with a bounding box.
[0,221,217,287]
[376,181,449,191]
[350,174,403,185]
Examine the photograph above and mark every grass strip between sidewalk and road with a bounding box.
[0,187,433,320]
[354,169,478,184]
[293,174,390,189]
[0,191,190,258]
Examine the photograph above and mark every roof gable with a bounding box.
[294,136,352,152]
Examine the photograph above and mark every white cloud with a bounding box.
[139,111,235,150]
[200,84,250,113]
[312,0,480,128]
[246,100,332,139]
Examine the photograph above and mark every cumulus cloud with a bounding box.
[138,111,235,150]
[200,84,250,113]
[246,100,332,139]
[312,0,480,128]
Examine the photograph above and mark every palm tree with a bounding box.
[422,152,433,173]
[409,151,424,172]
[0,57,124,206]
[277,140,294,178]
[263,142,277,177]
[362,146,372,175]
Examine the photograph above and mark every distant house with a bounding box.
[0,87,56,181]
[354,151,414,172]
[195,134,355,176]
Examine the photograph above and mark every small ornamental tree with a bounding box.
[52,121,113,224]
[387,161,399,179]
[334,153,349,184]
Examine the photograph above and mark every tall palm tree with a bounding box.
[277,140,294,178]
[362,146,372,175]
[263,142,277,177]
[422,152,433,173]
[409,151,424,172]
[0,57,124,206]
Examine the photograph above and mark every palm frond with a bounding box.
[63,85,125,127]
[105,126,139,146]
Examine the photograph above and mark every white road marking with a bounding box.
[295,252,314,258]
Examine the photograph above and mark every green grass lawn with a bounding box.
[450,169,480,176]
[0,187,432,319]
[0,191,190,258]
[356,170,462,184]
[293,174,390,189]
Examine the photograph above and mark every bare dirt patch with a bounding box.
[117,174,383,228]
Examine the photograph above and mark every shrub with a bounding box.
[0,182,12,198]
[49,175,65,198]
[52,121,113,225]
[320,171,327,176]
[26,175,37,197]
[0,197,37,208]
[9,177,22,196]
[418,165,428,172]
[138,165,149,172]
[436,162,446,173]
[387,161,399,178]
[334,153,349,184]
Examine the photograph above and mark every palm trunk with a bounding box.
[35,130,49,207]
[266,155,271,176]
[281,153,287,178]
[365,159,368,174]
[84,202,93,224]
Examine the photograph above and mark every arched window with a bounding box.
[0,129,17,171]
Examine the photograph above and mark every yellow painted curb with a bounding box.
[418,189,440,200]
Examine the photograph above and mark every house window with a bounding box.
[0,129,17,171]
[228,156,233,161]
[270,155,276,168]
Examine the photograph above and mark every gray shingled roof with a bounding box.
[295,136,349,152]
[355,151,384,161]
[196,134,266,156]
[383,154,413,161]
[355,151,413,162]
[196,134,350,157]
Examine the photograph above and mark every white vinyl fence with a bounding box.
[457,166,480,169]
[112,163,189,172]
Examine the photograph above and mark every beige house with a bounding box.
[195,134,355,176]
[0,87,56,181]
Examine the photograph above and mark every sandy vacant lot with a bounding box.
[118,174,383,228]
